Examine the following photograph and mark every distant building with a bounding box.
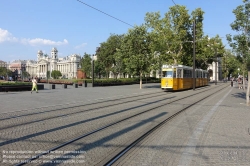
[0,60,7,68]
[207,57,222,81]
[25,47,81,79]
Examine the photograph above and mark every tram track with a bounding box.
[0,92,169,131]
[0,91,162,121]
[103,85,229,166]
[8,84,228,166]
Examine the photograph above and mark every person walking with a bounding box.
[31,77,38,93]
[238,77,243,89]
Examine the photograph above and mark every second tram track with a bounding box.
[0,92,169,130]
[12,84,227,165]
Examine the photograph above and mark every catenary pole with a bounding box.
[193,20,196,90]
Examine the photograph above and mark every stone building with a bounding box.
[25,47,81,79]
[0,60,7,68]
[207,58,222,81]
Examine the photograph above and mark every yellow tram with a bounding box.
[161,64,209,91]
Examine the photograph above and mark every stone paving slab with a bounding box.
[0,83,162,113]
[115,84,250,166]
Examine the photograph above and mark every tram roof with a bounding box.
[162,64,192,69]
[162,64,208,72]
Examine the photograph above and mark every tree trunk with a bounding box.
[246,70,250,106]
[243,71,245,90]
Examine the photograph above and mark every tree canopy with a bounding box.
[80,53,92,77]
[227,0,250,105]
[51,70,62,79]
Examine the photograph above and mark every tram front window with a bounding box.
[164,71,173,78]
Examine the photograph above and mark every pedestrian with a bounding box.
[231,78,233,87]
[238,77,243,89]
[31,77,38,93]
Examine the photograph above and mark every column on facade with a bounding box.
[74,62,75,78]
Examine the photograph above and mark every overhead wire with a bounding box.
[170,0,225,40]
[76,0,134,27]
[76,0,224,43]
[171,0,177,5]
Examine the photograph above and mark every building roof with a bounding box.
[9,63,21,68]
[0,60,7,63]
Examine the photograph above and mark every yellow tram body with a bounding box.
[161,65,209,91]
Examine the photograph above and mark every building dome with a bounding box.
[37,50,43,54]
[51,47,58,52]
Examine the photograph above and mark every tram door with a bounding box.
[177,68,183,89]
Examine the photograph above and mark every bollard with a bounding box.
[62,84,67,89]
[84,80,87,87]
[74,83,78,88]
[231,81,233,87]
[50,84,55,89]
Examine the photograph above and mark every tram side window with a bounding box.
[204,72,207,78]
[195,70,199,78]
[184,69,192,78]
[177,69,182,78]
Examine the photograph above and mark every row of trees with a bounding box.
[0,67,12,78]
[79,1,250,106]
[226,0,250,105]
[80,5,226,89]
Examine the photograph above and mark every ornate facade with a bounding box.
[207,58,222,81]
[0,60,7,68]
[26,47,81,79]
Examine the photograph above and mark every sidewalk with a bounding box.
[115,83,250,166]
[185,83,250,165]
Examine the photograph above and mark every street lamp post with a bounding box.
[215,56,217,85]
[92,54,95,87]
[47,63,48,83]
[193,20,196,90]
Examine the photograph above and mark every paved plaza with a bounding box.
[115,82,250,166]
[0,82,249,165]
[0,83,162,113]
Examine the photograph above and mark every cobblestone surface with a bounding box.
[0,82,237,166]
[115,84,250,166]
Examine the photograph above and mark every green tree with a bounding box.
[221,49,239,79]
[227,0,250,105]
[0,67,12,78]
[51,70,62,79]
[120,25,153,89]
[96,34,124,78]
[94,60,106,79]
[80,53,92,77]
[22,71,30,79]
[145,6,205,66]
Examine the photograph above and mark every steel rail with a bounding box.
[104,85,228,165]
[15,84,225,166]
[0,93,167,131]
[0,91,162,121]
